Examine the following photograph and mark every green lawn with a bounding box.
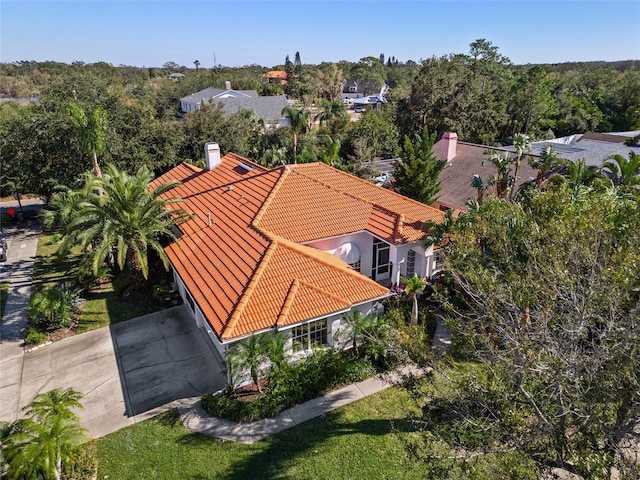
[0,280,9,322]
[32,232,144,331]
[97,387,427,480]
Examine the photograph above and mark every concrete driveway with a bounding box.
[3,306,226,439]
[111,306,227,417]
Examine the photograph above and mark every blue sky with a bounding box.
[1,1,639,67]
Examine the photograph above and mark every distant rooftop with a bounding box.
[523,131,640,167]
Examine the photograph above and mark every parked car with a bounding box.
[353,105,366,113]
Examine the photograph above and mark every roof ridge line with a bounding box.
[298,162,445,214]
[181,164,278,201]
[290,166,402,221]
[253,166,289,227]
[223,152,269,173]
[276,278,299,327]
[297,279,353,308]
[393,213,404,242]
[222,240,276,339]
[271,234,390,290]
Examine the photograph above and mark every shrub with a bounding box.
[419,306,438,340]
[28,285,78,331]
[62,442,98,480]
[47,233,63,245]
[202,348,377,423]
[25,327,48,346]
[383,297,412,327]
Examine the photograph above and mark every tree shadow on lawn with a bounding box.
[176,409,418,480]
[32,253,79,291]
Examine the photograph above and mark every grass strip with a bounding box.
[0,281,9,322]
[32,232,143,332]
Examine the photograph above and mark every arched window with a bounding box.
[334,242,361,272]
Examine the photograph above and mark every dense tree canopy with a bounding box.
[392,128,446,204]
[1,47,638,201]
[434,184,640,478]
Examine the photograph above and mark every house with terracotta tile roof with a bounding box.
[154,143,445,369]
[262,70,289,85]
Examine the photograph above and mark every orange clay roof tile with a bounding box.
[155,154,442,341]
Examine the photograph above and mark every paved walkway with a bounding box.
[177,365,421,444]
[432,316,452,353]
[0,201,42,422]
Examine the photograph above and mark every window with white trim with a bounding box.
[291,319,328,352]
[434,250,445,271]
[349,259,361,272]
[406,250,416,277]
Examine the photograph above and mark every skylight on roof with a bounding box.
[238,163,254,172]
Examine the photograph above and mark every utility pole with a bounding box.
[213,51,217,68]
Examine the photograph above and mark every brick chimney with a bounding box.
[224,80,231,90]
[440,132,458,161]
[204,142,221,170]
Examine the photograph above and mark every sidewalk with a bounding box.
[0,209,42,422]
[178,365,421,444]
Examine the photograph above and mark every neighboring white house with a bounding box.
[154,144,445,379]
[341,80,389,103]
[180,82,290,127]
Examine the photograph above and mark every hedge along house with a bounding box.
[154,143,445,380]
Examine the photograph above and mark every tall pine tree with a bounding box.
[392,128,446,205]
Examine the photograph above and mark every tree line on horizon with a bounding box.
[1,39,639,201]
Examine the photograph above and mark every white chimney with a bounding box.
[224,80,231,90]
[440,132,458,161]
[204,142,221,170]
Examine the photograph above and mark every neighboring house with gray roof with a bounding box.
[180,82,290,127]
[521,131,640,168]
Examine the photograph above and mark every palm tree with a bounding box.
[320,135,341,166]
[401,273,426,326]
[28,287,75,330]
[23,388,84,424]
[509,133,531,201]
[193,59,200,72]
[471,174,488,204]
[314,99,346,126]
[565,158,602,189]
[341,311,389,361]
[59,164,191,286]
[68,103,107,178]
[42,189,80,230]
[4,416,87,480]
[483,150,515,199]
[342,310,368,354]
[261,332,288,387]
[423,208,455,249]
[227,334,266,393]
[602,153,640,187]
[3,388,87,480]
[528,145,564,187]
[281,106,310,163]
